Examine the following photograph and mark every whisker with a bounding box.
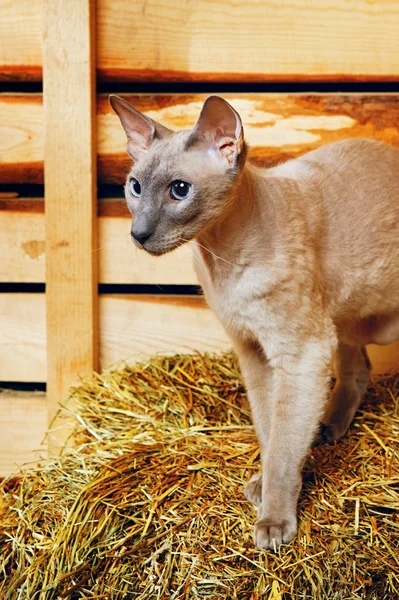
[90,241,130,254]
[180,237,237,267]
[168,239,207,280]
[190,252,207,277]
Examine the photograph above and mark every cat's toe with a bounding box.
[244,473,262,506]
[254,515,297,550]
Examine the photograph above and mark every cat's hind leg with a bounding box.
[319,343,370,444]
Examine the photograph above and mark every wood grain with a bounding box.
[2,93,399,185]
[43,0,98,438]
[0,293,47,381]
[2,1,399,81]
[0,294,228,381]
[0,0,42,81]
[97,0,399,81]
[0,199,45,282]
[0,294,398,382]
[0,198,198,284]
[0,95,43,182]
[0,391,47,477]
[99,294,231,369]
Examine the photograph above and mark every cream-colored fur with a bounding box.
[193,137,399,547]
[110,95,399,550]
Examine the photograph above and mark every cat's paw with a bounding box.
[254,515,297,550]
[244,473,262,506]
[313,422,345,445]
[320,422,345,444]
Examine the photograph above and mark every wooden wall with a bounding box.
[1,0,399,473]
[2,1,399,81]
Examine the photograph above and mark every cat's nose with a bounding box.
[131,228,152,246]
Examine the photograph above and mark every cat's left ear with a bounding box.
[187,96,244,167]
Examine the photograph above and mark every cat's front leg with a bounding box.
[254,334,336,549]
[233,337,273,507]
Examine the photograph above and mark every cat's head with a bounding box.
[110,95,247,255]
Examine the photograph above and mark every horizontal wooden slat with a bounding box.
[0,199,45,282]
[100,295,231,369]
[97,1,399,82]
[0,198,198,284]
[0,294,46,381]
[0,0,42,81]
[2,1,399,81]
[0,95,43,183]
[0,294,230,381]
[0,391,47,477]
[0,294,398,383]
[2,93,399,185]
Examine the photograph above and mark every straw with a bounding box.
[0,352,398,599]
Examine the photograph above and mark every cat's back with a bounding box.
[272,138,399,190]
[268,138,399,314]
[270,138,399,230]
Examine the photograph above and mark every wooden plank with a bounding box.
[2,1,399,82]
[2,93,399,185]
[0,294,398,382]
[0,391,47,477]
[0,293,46,381]
[43,0,98,435]
[0,94,43,183]
[97,0,399,82]
[0,294,229,381]
[0,0,42,81]
[0,199,45,282]
[99,295,231,369]
[0,198,198,284]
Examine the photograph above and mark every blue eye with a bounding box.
[130,178,141,197]
[170,180,191,201]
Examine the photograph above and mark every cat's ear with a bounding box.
[187,96,244,167]
[109,95,170,160]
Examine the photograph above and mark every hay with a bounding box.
[0,352,398,599]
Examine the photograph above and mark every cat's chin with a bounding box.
[143,245,179,257]
[144,240,191,256]
[143,248,169,256]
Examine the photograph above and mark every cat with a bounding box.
[110,94,399,549]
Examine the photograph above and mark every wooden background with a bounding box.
[2,0,399,81]
[1,0,399,474]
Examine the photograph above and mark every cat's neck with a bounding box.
[195,165,273,275]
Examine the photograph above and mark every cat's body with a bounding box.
[110,94,399,549]
[194,139,399,347]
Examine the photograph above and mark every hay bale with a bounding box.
[0,352,398,599]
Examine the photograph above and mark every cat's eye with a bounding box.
[129,178,141,197]
[170,180,192,201]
